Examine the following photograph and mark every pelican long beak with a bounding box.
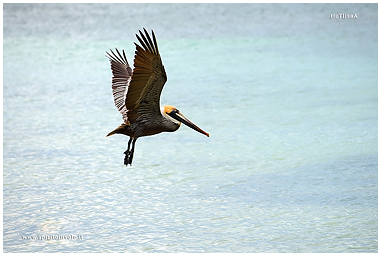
[169,111,209,137]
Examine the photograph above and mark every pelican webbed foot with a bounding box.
[124,150,134,166]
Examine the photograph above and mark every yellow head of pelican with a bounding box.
[161,105,209,137]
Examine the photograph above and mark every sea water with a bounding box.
[3,3,377,252]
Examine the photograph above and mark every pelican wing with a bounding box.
[126,29,167,123]
[106,48,133,124]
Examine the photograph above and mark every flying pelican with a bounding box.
[106,28,209,166]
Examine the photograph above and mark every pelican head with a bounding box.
[161,105,209,137]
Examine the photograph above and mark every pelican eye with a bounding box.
[170,109,179,114]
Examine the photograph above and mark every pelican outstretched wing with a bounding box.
[126,28,167,123]
[106,48,132,124]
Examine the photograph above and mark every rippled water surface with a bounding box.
[3,3,377,252]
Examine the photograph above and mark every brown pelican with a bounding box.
[106,28,209,166]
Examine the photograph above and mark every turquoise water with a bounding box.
[3,3,377,252]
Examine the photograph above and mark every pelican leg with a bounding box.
[124,137,132,166]
[124,137,137,166]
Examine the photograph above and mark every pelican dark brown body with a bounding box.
[106,29,209,166]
